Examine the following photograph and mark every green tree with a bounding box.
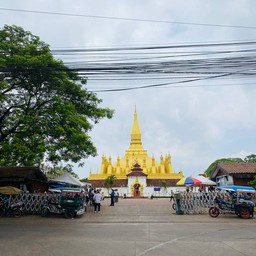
[244,154,256,163]
[104,175,116,192]
[79,177,88,183]
[248,175,256,189]
[44,164,79,179]
[159,180,168,194]
[246,154,256,188]
[0,25,113,168]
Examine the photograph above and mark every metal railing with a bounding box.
[0,193,61,215]
[177,191,256,214]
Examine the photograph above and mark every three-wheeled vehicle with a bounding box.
[209,185,256,219]
[41,188,86,219]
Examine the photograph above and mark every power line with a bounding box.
[1,7,256,30]
[50,39,256,50]
[87,71,247,92]
[1,34,256,93]
[87,81,256,92]
[51,41,256,53]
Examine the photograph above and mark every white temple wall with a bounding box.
[127,176,147,188]
[94,186,186,198]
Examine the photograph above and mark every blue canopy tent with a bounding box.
[217,185,255,192]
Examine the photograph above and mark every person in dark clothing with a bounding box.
[170,190,174,201]
[110,189,115,206]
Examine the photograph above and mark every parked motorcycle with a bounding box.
[0,200,23,217]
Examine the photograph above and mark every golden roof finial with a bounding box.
[130,106,141,145]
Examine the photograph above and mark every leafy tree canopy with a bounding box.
[44,164,78,179]
[79,177,88,183]
[159,180,168,192]
[244,154,256,163]
[104,175,116,191]
[0,25,113,169]
[248,176,256,189]
[204,154,256,177]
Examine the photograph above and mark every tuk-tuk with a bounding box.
[41,188,86,218]
[209,185,256,219]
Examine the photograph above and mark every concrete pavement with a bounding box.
[0,198,256,256]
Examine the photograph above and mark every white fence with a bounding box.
[1,191,255,216]
[176,191,216,214]
[177,191,256,214]
[0,193,61,214]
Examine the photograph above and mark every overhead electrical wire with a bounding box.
[1,7,256,30]
[51,41,256,53]
[1,37,256,92]
[61,41,256,92]
[88,70,246,92]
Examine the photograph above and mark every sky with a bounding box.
[1,0,256,178]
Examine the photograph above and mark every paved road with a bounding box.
[0,198,256,256]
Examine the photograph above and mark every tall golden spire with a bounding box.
[130,107,142,145]
[88,107,183,183]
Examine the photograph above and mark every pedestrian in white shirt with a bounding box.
[93,190,102,212]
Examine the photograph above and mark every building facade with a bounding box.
[210,163,256,186]
[89,109,183,197]
[0,167,48,193]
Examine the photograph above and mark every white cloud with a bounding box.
[1,0,256,178]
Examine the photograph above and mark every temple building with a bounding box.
[88,109,183,197]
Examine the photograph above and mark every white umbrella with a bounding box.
[194,176,216,186]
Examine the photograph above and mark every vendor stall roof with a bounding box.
[51,172,84,187]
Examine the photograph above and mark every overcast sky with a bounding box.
[1,0,256,178]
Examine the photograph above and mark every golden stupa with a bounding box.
[89,109,183,186]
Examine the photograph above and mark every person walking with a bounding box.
[114,189,119,203]
[93,190,102,212]
[101,191,105,200]
[89,188,95,206]
[110,189,115,206]
[170,190,174,201]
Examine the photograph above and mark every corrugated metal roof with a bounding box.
[0,167,48,182]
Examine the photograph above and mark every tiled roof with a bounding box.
[126,171,147,177]
[126,163,148,177]
[217,163,256,174]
